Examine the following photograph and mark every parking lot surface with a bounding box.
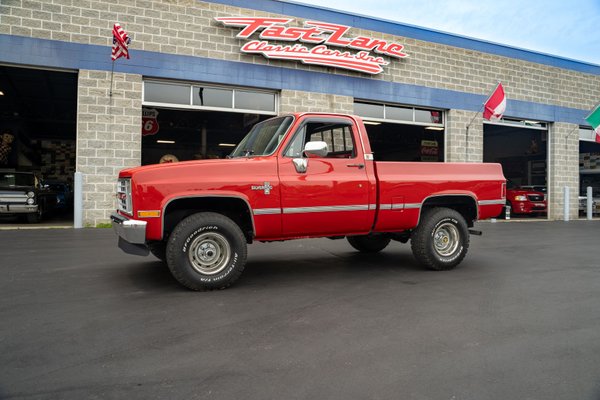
[1,221,600,399]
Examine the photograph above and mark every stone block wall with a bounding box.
[280,91,353,114]
[548,122,580,220]
[77,70,142,225]
[446,110,483,163]
[3,0,599,109]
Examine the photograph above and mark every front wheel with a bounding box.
[26,207,43,223]
[410,207,469,271]
[166,212,247,291]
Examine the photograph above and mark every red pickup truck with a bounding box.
[111,113,506,290]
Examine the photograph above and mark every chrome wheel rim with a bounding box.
[433,222,460,257]
[188,232,231,275]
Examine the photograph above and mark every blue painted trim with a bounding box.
[209,0,600,76]
[0,34,590,126]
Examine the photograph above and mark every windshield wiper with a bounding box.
[242,149,254,157]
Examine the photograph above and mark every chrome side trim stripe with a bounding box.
[254,203,427,215]
[478,199,506,206]
[379,203,421,210]
[254,200,502,215]
[283,205,370,214]
[253,208,282,215]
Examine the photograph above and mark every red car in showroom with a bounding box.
[504,185,547,217]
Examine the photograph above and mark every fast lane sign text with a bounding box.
[215,17,408,75]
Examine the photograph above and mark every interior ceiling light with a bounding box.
[218,143,237,147]
[363,121,381,125]
[156,140,175,144]
[0,91,4,96]
[425,126,444,131]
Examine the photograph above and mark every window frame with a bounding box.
[143,79,278,116]
[282,118,358,159]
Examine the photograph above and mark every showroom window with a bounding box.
[143,80,277,115]
[141,80,278,165]
[354,101,445,162]
[354,101,444,127]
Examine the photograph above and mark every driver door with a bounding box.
[277,116,372,237]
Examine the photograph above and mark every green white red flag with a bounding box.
[584,104,600,143]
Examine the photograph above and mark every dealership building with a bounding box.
[1,0,600,226]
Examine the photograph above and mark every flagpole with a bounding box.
[564,125,580,150]
[109,60,115,98]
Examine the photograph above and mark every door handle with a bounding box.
[347,163,365,169]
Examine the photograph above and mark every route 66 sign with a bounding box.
[142,108,159,136]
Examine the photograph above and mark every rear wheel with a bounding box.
[347,234,391,253]
[410,207,469,271]
[166,212,247,291]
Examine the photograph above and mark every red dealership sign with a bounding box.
[215,17,408,75]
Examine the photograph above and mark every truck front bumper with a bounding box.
[0,204,39,214]
[110,212,149,256]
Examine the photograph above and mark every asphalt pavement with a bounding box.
[1,221,600,400]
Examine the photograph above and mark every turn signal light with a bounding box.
[137,210,161,218]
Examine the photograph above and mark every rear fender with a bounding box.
[418,193,478,227]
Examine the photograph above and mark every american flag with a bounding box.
[111,23,131,61]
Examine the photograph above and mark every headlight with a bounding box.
[26,198,35,205]
[514,195,527,201]
[26,191,34,198]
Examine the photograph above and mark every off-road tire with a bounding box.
[166,212,247,291]
[410,207,469,271]
[148,241,167,262]
[347,234,391,253]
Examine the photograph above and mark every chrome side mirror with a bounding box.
[304,141,328,158]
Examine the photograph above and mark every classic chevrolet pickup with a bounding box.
[112,113,506,290]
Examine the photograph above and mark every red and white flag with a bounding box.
[483,82,506,121]
[111,23,131,61]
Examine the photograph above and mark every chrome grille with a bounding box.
[116,178,132,215]
[0,192,27,204]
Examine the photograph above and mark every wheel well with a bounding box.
[163,197,254,243]
[420,196,477,227]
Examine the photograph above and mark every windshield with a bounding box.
[0,172,35,188]
[229,116,293,157]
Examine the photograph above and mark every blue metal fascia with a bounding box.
[0,34,590,126]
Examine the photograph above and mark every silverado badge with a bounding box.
[251,182,273,195]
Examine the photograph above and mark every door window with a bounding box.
[284,121,356,158]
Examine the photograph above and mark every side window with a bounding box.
[285,121,356,158]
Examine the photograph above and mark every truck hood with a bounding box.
[120,157,274,197]
[119,158,246,176]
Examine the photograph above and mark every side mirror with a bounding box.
[304,141,328,158]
